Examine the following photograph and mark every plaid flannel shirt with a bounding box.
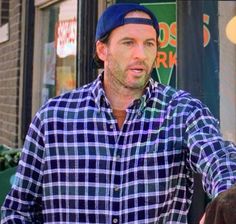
[1,74,236,223]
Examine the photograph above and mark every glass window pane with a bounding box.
[40,0,77,105]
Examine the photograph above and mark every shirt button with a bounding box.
[113,218,118,223]
[137,111,142,117]
[109,124,113,130]
[115,155,120,161]
[114,186,119,192]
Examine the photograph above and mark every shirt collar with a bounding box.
[92,73,111,111]
[92,72,156,112]
[127,78,155,113]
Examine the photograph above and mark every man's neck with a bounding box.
[103,74,144,110]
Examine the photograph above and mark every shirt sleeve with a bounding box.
[184,99,236,199]
[1,112,45,223]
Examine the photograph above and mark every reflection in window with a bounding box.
[41,0,77,105]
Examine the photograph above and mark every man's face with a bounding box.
[98,11,158,91]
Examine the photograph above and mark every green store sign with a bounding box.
[141,2,176,86]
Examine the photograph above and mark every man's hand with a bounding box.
[203,185,236,224]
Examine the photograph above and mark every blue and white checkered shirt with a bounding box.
[2,74,236,223]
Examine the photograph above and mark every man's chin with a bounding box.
[125,80,149,90]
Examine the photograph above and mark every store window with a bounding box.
[39,0,77,105]
[32,0,98,118]
[0,0,9,43]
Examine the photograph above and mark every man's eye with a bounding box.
[123,41,133,46]
[146,42,155,47]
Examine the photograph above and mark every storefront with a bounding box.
[31,0,98,115]
[20,0,99,140]
[35,0,78,106]
[14,1,236,223]
[1,1,234,152]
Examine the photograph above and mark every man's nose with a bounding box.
[133,45,147,60]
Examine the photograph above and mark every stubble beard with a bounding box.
[105,53,155,91]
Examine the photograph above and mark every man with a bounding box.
[1,3,236,224]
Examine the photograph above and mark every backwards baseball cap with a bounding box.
[95,3,159,41]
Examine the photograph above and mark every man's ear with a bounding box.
[96,41,107,62]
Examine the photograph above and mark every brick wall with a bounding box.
[0,0,22,148]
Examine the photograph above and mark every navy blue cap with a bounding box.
[95,3,159,41]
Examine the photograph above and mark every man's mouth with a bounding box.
[129,65,146,74]
[130,68,144,73]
